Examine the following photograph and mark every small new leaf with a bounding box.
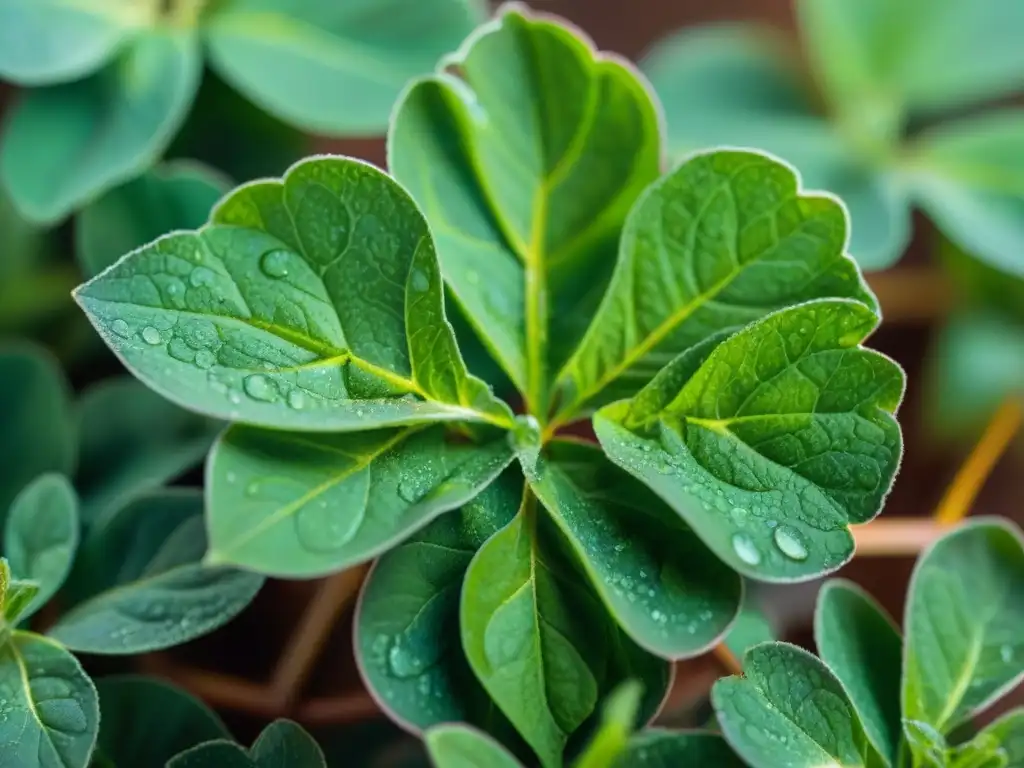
[73,156,512,432]
[168,719,327,768]
[425,724,523,768]
[596,299,904,582]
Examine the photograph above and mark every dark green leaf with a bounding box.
[425,724,522,768]
[0,632,99,766]
[0,0,139,85]
[75,376,220,528]
[613,730,746,767]
[815,580,902,766]
[206,424,514,577]
[168,741,255,768]
[596,299,904,582]
[74,156,512,431]
[389,4,661,405]
[523,440,742,659]
[204,0,484,136]
[553,148,878,420]
[712,641,875,768]
[4,473,78,621]
[96,675,230,768]
[355,472,521,731]
[0,343,76,519]
[76,161,231,278]
[0,27,202,223]
[902,518,1024,735]
[250,720,327,768]
[49,489,264,653]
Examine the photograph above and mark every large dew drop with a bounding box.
[259,249,290,279]
[772,525,808,561]
[244,374,277,402]
[141,326,162,345]
[731,533,761,566]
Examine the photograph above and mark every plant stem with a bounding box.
[934,398,1021,526]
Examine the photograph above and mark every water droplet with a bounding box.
[189,267,216,288]
[287,390,307,409]
[225,472,237,485]
[259,249,290,279]
[731,507,748,523]
[194,350,216,370]
[388,640,429,679]
[244,374,278,402]
[410,269,430,292]
[245,480,262,497]
[141,326,162,345]
[773,526,808,561]
[111,319,131,338]
[398,479,423,504]
[1001,644,1013,663]
[732,534,761,566]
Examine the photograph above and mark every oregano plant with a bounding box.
[73,4,907,765]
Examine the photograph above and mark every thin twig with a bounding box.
[934,398,1022,526]
[139,654,282,718]
[712,643,742,676]
[296,690,382,726]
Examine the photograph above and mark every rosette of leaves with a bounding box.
[712,518,1024,768]
[0,0,486,223]
[641,0,1024,278]
[73,5,905,765]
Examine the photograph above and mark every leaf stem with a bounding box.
[934,398,1021,526]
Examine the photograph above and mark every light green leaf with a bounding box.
[355,472,520,731]
[75,376,220,528]
[74,155,512,432]
[95,675,230,767]
[250,720,327,768]
[0,27,202,224]
[712,642,875,768]
[523,439,742,659]
[460,506,604,768]
[206,424,513,577]
[4,473,79,621]
[574,681,642,768]
[0,0,145,85]
[798,0,1024,116]
[425,723,523,768]
[902,518,1024,735]
[911,110,1024,285]
[49,489,264,654]
[0,343,76,519]
[389,4,661,406]
[0,632,99,767]
[640,28,911,272]
[553,148,878,421]
[1,576,40,626]
[595,299,904,582]
[953,710,1024,767]
[723,588,774,659]
[902,720,947,768]
[204,0,484,136]
[76,160,231,278]
[815,580,902,767]
[613,730,746,767]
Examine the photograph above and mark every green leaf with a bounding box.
[0,1,144,85]
[574,681,642,768]
[168,742,255,768]
[815,580,902,767]
[0,343,76,519]
[75,376,220,528]
[74,155,512,431]
[389,4,661,406]
[204,0,484,136]
[2,576,40,626]
[4,473,79,621]
[249,720,327,768]
[640,27,911,272]
[0,632,99,767]
[902,518,1024,735]
[723,588,774,658]
[206,424,513,577]
[76,161,231,278]
[95,675,230,767]
[911,110,1024,285]
[595,298,904,582]
[425,723,523,768]
[523,439,742,659]
[49,489,264,654]
[798,0,1024,116]
[712,642,875,768]
[902,720,947,768]
[355,472,520,731]
[0,27,202,224]
[461,505,604,768]
[954,710,1024,767]
[553,148,878,422]
[612,730,746,767]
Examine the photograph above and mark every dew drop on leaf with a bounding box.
[111,319,130,338]
[141,326,162,345]
[731,533,761,566]
[244,374,278,402]
[772,526,808,561]
[189,267,216,288]
[259,249,290,279]
[397,479,423,504]
[388,639,429,679]
[410,269,430,292]
[287,390,306,409]
[194,350,216,370]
